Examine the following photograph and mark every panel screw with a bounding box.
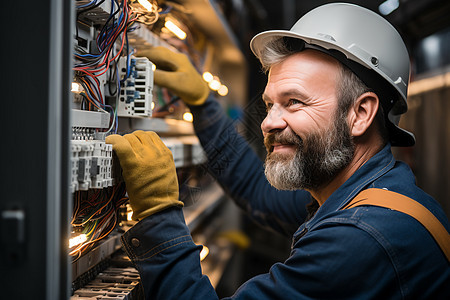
[371,57,379,66]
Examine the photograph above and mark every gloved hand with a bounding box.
[138,46,209,106]
[106,130,183,220]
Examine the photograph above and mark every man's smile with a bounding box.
[271,143,297,154]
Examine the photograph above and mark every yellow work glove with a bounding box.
[138,46,209,106]
[106,130,183,220]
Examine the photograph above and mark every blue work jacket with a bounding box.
[121,98,450,299]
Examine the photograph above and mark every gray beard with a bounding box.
[264,115,354,191]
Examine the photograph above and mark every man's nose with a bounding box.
[261,104,287,134]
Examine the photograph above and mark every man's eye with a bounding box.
[265,103,273,112]
[289,99,303,106]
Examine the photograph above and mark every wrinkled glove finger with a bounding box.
[133,131,166,157]
[144,131,174,157]
[122,132,154,159]
[105,134,136,163]
[153,69,181,90]
[143,131,173,160]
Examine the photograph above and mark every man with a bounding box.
[107,3,449,299]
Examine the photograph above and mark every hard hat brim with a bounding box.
[387,118,416,147]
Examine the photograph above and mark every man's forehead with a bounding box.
[268,49,341,72]
[264,50,340,93]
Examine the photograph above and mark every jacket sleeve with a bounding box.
[189,98,311,236]
[122,207,401,300]
[121,207,218,300]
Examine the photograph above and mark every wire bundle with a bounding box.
[74,0,139,133]
[70,183,128,261]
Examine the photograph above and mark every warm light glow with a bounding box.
[183,112,193,122]
[71,82,83,93]
[200,245,209,261]
[151,63,156,72]
[164,20,186,40]
[408,72,450,96]
[151,101,155,110]
[69,234,87,248]
[208,79,221,91]
[138,0,156,12]
[127,210,133,221]
[218,85,228,96]
[202,72,213,83]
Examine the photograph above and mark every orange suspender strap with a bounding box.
[342,188,450,262]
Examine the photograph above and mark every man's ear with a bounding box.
[348,92,379,137]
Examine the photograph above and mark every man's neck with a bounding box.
[310,140,384,205]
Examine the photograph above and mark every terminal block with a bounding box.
[70,140,114,192]
[70,143,81,193]
[73,140,94,191]
[71,266,141,299]
[118,57,153,117]
[161,136,207,168]
[161,138,184,168]
[90,142,114,189]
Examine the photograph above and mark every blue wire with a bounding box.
[84,89,102,108]
[114,110,119,134]
[109,0,114,15]
[77,53,101,58]
[86,77,103,104]
[114,69,122,134]
[125,33,131,79]
[76,0,98,9]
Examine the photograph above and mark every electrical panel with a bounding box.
[67,0,246,298]
[117,56,154,117]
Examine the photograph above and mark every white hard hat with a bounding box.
[250,2,415,147]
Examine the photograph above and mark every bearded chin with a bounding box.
[265,152,305,190]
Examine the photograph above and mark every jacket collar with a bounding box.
[307,143,396,224]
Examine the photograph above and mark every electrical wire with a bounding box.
[70,183,128,261]
[70,0,166,261]
[74,0,138,110]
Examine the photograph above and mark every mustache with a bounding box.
[264,130,302,152]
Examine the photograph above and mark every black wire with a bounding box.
[108,55,121,96]
[97,0,122,52]
[80,93,89,110]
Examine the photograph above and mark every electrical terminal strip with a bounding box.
[72,141,94,191]
[71,267,141,300]
[161,136,207,168]
[90,142,114,189]
[118,57,153,117]
[71,143,81,193]
[72,127,97,141]
[179,136,207,166]
[71,140,114,192]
